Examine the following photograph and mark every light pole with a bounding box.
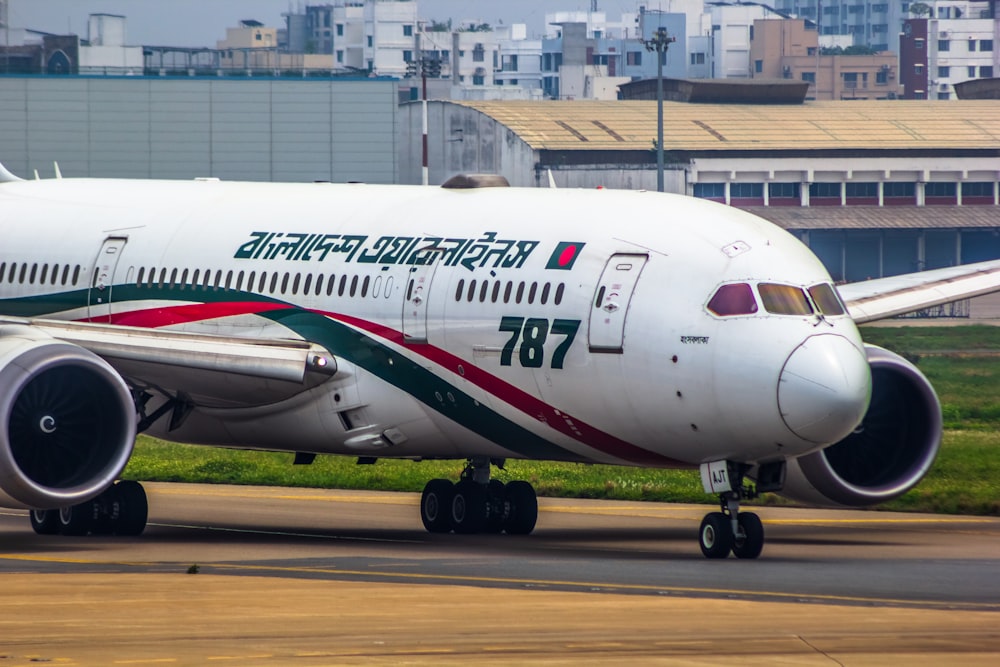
[642,27,675,192]
[406,54,441,186]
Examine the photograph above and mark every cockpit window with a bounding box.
[758,283,813,315]
[707,283,758,316]
[808,283,846,316]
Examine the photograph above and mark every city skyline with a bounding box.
[7,0,651,47]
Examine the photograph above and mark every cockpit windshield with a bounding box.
[758,283,814,315]
[808,283,846,316]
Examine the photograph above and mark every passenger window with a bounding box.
[39,264,48,284]
[30,264,37,284]
[707,283,758,316]
[528,282,538,304]
[303,274,312,295]
[361,276,370,298]
[350,275,358,297]
[281,273,290,294]
[236,271,245,291]
[808,283,846,316]
[504,281,513,304]
[315,274,323,296]
[192,269,200,287]
[137,267,145,286]
[62,265,71,286]
[758,283,813,315]
[467,279,476,302]
[292,273,301,295]
[540,283,551,305]
[72,265,82,286]
[479,280,488,302]
[338,275,347,296]
[491,281,500,303]
[326,274,336,296]
[180,269,189,289]
[554,283,564,306]
[455,279,465,301]
[51,264,60,285]
[269,273,279,293]
[515,282,525,304]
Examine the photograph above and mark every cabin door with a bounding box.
[588,253,648,353]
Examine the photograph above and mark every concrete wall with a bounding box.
[0,76,398,183]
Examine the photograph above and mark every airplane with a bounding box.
[2,162,999,558]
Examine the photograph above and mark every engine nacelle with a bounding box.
[0,325,136,509]
[780,344,941,507]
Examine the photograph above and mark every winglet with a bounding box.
[547,169,557,189]
[54,162,63,179]
[0,162,23,183]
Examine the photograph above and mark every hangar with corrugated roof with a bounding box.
[400,99,1000,289]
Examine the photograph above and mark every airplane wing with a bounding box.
[838,258,1000,323]
[0,317,338,409]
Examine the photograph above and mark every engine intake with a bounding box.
[0,325,136,509]
[781,344,941,507]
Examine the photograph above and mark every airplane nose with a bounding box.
[777,334,871,444]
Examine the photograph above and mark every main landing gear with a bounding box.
[420,457,538,536]
[30,480,149,537]
[698,463,764,559]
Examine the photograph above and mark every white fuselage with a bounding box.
[0,178,871,469]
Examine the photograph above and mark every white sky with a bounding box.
[7,1,655,46]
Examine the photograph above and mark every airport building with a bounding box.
[0,75,399,183]
[400,97,1000,284]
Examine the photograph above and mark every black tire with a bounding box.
[699,512,733,559]
[732,512,764,559]
[113,481,148,537]
[29,509,60,535]
[59,502,95,536]
[420,479,454,533]
[451,479,487,534]
[503,481,537,535]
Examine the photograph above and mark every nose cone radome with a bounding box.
[778,334,871,444]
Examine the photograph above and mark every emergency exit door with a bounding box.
[87,236,128,323]
[588,253,648,352]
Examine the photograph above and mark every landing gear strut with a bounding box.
[419,457,538,536]
[30,480,149,537]
[698,462,764,559]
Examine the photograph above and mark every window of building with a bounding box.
[845,182,877,198]
[403,25,413,37]
[336,24,343,36]
[754,59,763,73]
[969,65,977,77]
[914,38,925,49]
[769,182,800,199]
[969,39,976,51]
[914,64,924,75]
[473,44,485,62]
[876,69,888,84]
[336,50,343,63]
[938,40,950,52]
[730,183,763,199]
[627,51,642,66]
[925,182,956,197]
[884,182,916,197]
[802,71,815,83]
[982,40,994,52]
[872,24,887,33]
[981,66,994,78]
[693,183,725,199]
[367,35,373,47]
[809,182,841,198]
[403,50,412,62]
[962,182,994,198]
[872,3,888,12]
[938,66,950,78]
[937,92,951,100]
[690,52,705,65]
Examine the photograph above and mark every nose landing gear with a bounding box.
[698,462,765,559]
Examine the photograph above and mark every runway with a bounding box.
[1,483,999,664]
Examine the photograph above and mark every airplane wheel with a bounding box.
[732,512,764,559]
[420,479,454,533]
[699,512,733,559]
[451,479,487,534]
[30,509,60,535]
[503,481,537,535]
[113,481,148,537]
[59,503,95,536]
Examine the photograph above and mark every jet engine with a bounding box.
[780,344,941,507]
[0,325,136,509]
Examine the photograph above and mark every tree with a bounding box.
[908,2,931,17]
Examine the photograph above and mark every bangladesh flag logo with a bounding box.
[545,242,585,270]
